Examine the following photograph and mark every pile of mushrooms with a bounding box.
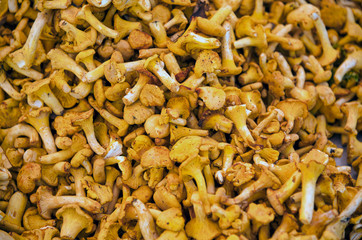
[0,0,361,239]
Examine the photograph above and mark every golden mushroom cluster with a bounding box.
[0,0,361,239]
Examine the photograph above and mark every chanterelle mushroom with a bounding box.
[0,0,360,239]
[56,204,93,239]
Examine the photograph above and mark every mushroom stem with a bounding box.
[73,109,105,155]
[320,189,362,240]
[310,12,338,66]
[9,10,51,69]
[47,49,87,80]
[219,21,242,77]
[223,166,281,205]
[298,149,329,225]
[36,85,64,116]
[77,5,119,39]
[0,211,25,234]
[21,108,57,154]
[1,124,39,153]
[267,171,302,215]
[334,50,362,85]
[4,56,43,80]
[0,69,24,100]
[6,192,27,227]
[225,104,256,148]
[88,96,129,137]
[132,198,159,240]
[36,186,101,219]
[83,59,145,83]
[146,57,180,93]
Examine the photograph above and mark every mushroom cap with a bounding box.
[42,162,71,187]
[19,106,52,123]
[72,108,94,123]
[156,207,185,231]
[22,78,51,94]
[17,163,41,193]
[259,165,282,189]
[0,101,22,128]
[198,110,233,134]
[235,16,256,38]
[276,98,308,120]
[170,136,203,163]
[225,162,255,187]
[166,97,191,119]
[0,230,14,240]
[21,227,60,240]
[194,50,221,77]
[301,149,329,165]
[75,49,96,63]
[196,86,226,111]
[56,204,93,233]
[123,101,154,125]
[53,114,82,137]
[23,207,56,230]
[266,188,285,215]
[141,146,173,169]
[82,176,113,205]
[247,203,275,225]
[286,4,320,30]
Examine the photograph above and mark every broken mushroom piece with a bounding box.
[0,1,360,239]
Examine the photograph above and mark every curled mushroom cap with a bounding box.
[286,4,320,30]
[23,207,56,230]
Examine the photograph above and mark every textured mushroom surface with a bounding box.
[0,0,361,239]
